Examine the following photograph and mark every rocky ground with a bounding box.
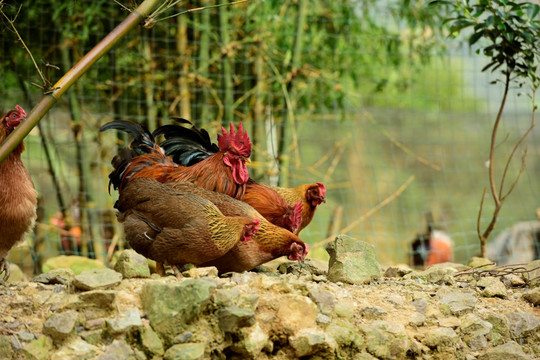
[1,235,539,360]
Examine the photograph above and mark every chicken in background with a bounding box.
[154,119,323,234]
[410,212,453,267]
[272,182,326,234]
[115,178,260,275]
[0,105,38,281]
[163,181,309,273]
[100,120,251,200]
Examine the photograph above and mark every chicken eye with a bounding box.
[11,114,17,119]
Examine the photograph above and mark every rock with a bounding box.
[522,288,540,306]
[6,263,25,283]
[326,320,364,350]
[73,268,123,291]
[54,338,99,359]
[289,328,336,357]
[460,313,493,337]
[0,335,14,359]
[217,306,256,333]
[42,310,79,342]
[258,294,318,335]
[141,279,216,341]
[438,291,477,315]
[526,260,540,287]
[438,317,460,328]
[478,341,532,360]
[78,290,117,309]
[468,257,495,268]
[140,325,165,356]
[468,335,489,351]
[359,306,387,319]
[20,336,54,360]
[172,331,193,344]
[42,255,105,275]
[335,299,355,319]
[361,321,410,359]
[486,313,511,346]
[317,314,331,324]
[106,309,143,334]
[384,264,413,278]
[213,287,241,307]
[96,339,135,360]
[504,274,526,287]
[477,277,507,298]
[164,343,205,360]
[411,298,428,314]
[422,327,459,349]
[326,234,381,284]
[113,250,150,278]
[423,264,458,285]
[18,331,35,342]
[308,287,335,315]
[32,273,68,285]
[80,329,103,346]
[229,323,269,357]
[504,311,540,338]
[114,290,142,313]
[182,266,218,278]
[278,258,327,276]
[409,313,426,326]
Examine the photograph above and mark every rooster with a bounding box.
[100,120,251,200]
[271,182,326,234]
[115,177,260,275]
[154,120,305,233]
[0,106,38,281]
[410,212,453,267]
[163,180,309,273]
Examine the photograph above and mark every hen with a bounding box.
[163,181,309,273]
[100,120,251,200]
[272,182,326,233]
[154,120,304,233]
[410,212,453,267]
[0,106,38,281]
[115,177,260,274]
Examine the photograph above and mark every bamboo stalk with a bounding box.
[0,0,163,163]
[277,0,306,187]
[142,29,158,130]
[197,0,211,126]
[219,3,234,125]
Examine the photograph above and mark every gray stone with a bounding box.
[526,260,540,287]
[478,341,532,360]
[164,343,205,360]
[504,274,526,287]
[78,290,117,309]
[326,321,364,350]
[43,310,79,342]
[359,306,387,319]
[96,339,136,360]
[317,313,331,324]
[411,298,428,314]
[335,299,355,319]
[477,277,507,298]
[468,257,495,268]
[42,255,105,275]
[278,258,328,276]
[73,268,123,291]
[217,306,256,333]
[18,331,35,342]
[523,288,540,306]
[468,335,488,351]
[172,331,193,344]
[384,264,413,278]
[106,309,143,334]
[20,336,54,360]
[326,234,381,285]
[360,321,410,359]
[230,323,269,358]
[258,294,318,335]
[409,313,426,326]
[486,313,511,346]
[32,273,68,285]
[289,328,336,357]
[504,311,540,338]
[79,329,103,346]
[53,338,99,360]
[438,291,477,315]
[114,250,150,278]
[141,279,216,341]
[213,287,241,307]
[140,325,164,356]
[422,327,458,349]
[460,313,493,337]
[308,287,335,315]
[0,335,14,359]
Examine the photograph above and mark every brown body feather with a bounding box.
[164,181,309,273]
[115,178,258,267]
[0,107,38,280]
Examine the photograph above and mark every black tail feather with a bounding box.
[153,118,219,166]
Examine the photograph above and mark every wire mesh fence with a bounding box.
[1,0,539,275]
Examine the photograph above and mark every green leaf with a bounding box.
[527,4,540,19]
[470,30,485,45]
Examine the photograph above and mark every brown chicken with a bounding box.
[163,181,309,273]
[115,178,260,274]
[154,120,303,233]
[272,182,326,233]
[0,106,38,281]
[100,120,251,200]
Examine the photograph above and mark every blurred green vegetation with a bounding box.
[0,0,538,272]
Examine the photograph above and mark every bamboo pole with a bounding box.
[219,4,234,125]
[0,0,163,163]
[198,0,211,126]
[177,11,191,120]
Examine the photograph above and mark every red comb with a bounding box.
[316,182,326,197]
[217,122,252,157]
[15,105,26,118]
